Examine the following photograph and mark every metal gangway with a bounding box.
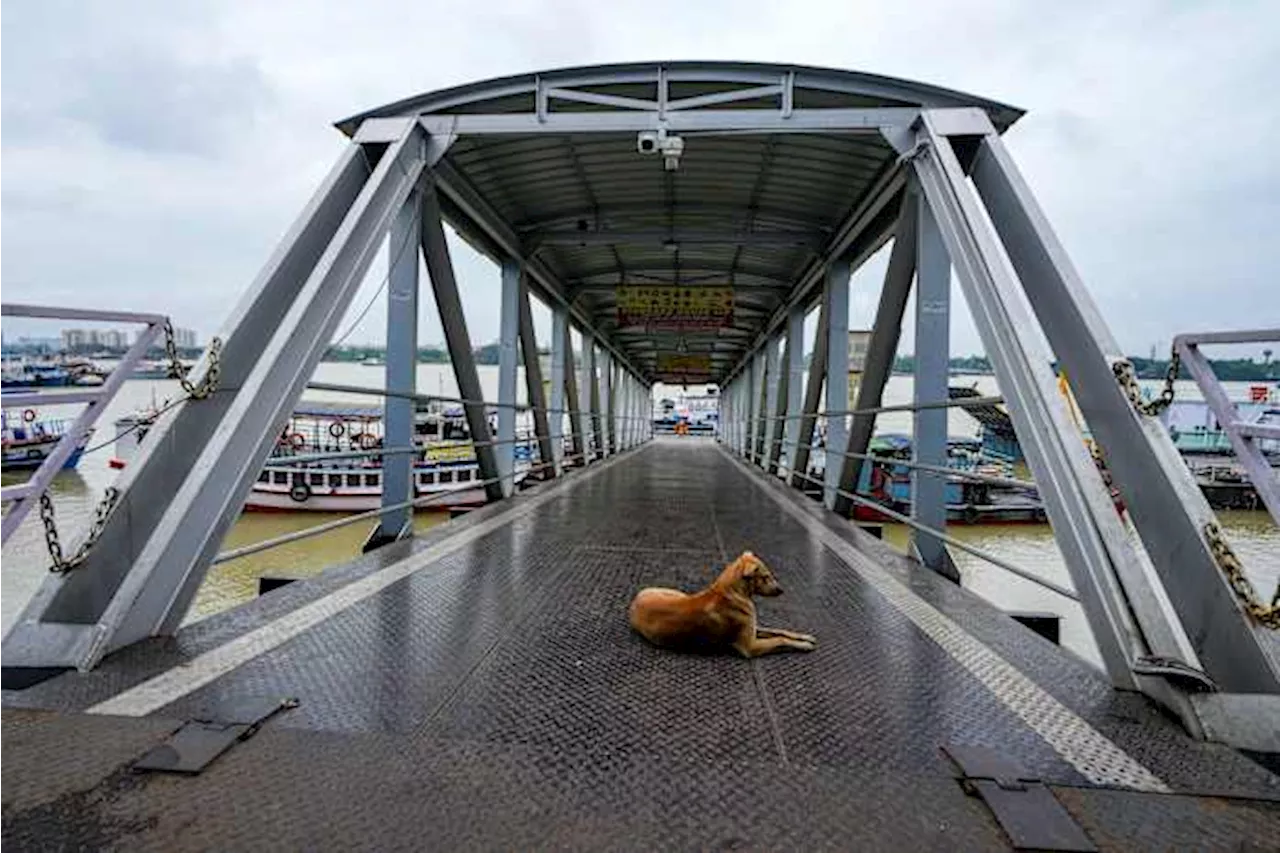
[3,62,1278,851]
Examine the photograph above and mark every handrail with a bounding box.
[728,440,1079,602]
[213,447,604,564]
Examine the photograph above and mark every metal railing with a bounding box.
[715,396,1084,602]
[0,304,172,544]
[205,380,654,565]
[213,442,623,564]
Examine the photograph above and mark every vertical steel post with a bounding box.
[823,261,851,508]
[496,260,520,497]
[549,307,567,476]
[374,189,420,544]
[563,324,584,467]
[754,348,772,466]
[587,338,602,461]
[517,274,554,479]
[912,197,954,576]
[602,351,615,456]
[781,306,805,475]
[763,336,784,472]
[791,302,829,489]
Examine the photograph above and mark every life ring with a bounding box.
[962,505,979,525]
[289,482,312,503]
[22,409,37,423]
[357,432,380,450]
[289,433,306,449]
[328,421,346,439]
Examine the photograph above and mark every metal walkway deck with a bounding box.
[4,439,1278,850]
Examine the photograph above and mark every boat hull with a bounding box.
[244,482,501,512]
[1,446,85,472]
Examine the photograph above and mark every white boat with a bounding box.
[110,399,534,512]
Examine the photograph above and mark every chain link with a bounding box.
[39,487,121,573]
[1112,347,1180,416]
[1204,520,1280,629]
[164,320,222,400]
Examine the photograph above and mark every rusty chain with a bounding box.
[1112,348,1180,416]
[164,320,222,400]
[39,487,120,573]
[1204,520,1280,629]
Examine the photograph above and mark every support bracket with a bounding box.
[941,744,1097,852]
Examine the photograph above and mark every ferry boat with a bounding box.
[844,433,1052,525]
[653,391,718,435]
[110,399,534,512]
[1,409,89,471]
[1160,385,1280,456]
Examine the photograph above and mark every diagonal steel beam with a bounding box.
[967,127,1277,695]
[833,191,918,517]
[421,183,503,502]
[4,121,442,674]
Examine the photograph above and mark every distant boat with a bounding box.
[110,399,535,512]
[1,409,89,471]
[1,362,73,389]
[361,356,385,367]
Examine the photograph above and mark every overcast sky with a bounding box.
[3,1,1278,361]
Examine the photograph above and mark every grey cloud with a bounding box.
[2,0,1278,357]
[64,51,274,157]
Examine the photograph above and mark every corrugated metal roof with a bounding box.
[335,63,1023,383]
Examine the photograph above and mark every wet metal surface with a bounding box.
[4,439,1278,850]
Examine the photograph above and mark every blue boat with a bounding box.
[1,411,88,471]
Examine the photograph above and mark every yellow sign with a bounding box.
[423,442,475,463]
[657,353,712,374]
[616,286,734,330]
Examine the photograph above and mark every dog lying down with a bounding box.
[628,551,816,658]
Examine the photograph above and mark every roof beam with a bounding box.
[563,264,797,285]
[515,203,836,233]
[526,228,825,251]
[723,162,907,384]
[420,107,918,137]
[429,157,650,382]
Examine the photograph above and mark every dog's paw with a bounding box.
[792,639,817,652]
[794,632,817,644]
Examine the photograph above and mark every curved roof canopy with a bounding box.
[338,63,1023,384]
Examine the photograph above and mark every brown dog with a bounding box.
[628,551,816,658]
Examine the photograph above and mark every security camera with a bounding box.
[637,129,685,170]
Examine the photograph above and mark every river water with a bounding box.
[3,365,1276,672]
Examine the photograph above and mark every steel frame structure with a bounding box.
[3,63,1273,748]
[0,305,168,543]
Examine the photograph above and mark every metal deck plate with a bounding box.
[4,441,1279,850]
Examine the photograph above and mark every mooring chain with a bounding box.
[164,319,223,400]
[1204,520,1280,629]
[1113,348,1180,417]
[39,487,121,574]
